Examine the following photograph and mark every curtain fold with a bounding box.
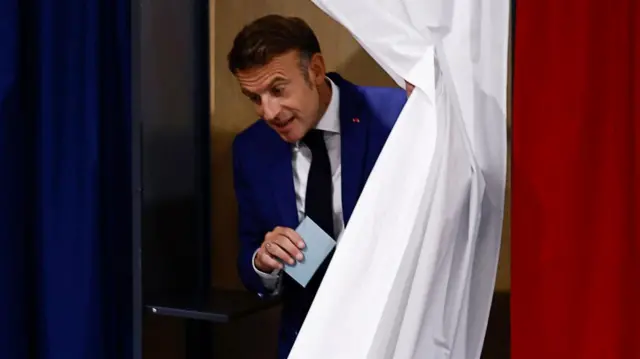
[0,0,132,358]
[289,1,509,358]
[0,0,33,357]
[512,0,640,358]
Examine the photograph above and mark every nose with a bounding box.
[260,96,282,121]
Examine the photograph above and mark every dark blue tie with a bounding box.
[302,129,334,239]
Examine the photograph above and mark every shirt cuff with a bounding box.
[252,248,282,293]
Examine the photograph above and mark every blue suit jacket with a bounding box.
[232,73,406,359]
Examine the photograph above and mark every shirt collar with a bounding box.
[314,78,340,134]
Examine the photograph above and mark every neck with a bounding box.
[314,79,333,126]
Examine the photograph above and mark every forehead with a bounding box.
[235,51,301,92]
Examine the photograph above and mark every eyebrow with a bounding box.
[241,76,289,97]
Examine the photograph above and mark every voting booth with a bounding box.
[132,0,511,358]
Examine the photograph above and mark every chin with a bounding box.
[280,133,301,144]
[278,127,304,143]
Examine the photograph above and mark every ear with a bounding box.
[308,53,327,86]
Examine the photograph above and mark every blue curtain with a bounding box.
[0,0,133,358]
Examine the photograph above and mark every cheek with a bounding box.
[283,88,318,122]
[299,93,319,118]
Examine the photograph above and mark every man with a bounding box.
[229,14,407,358]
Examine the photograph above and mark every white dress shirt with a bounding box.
[252,78,343,291]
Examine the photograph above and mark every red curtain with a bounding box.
[512,1,640,358]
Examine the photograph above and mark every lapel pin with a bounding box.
[352,117,360,123]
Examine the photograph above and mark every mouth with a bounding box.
[274,117,294,129]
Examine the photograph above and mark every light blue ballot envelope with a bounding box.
[284,216,336,288]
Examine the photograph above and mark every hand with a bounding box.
[255,226,306,273]
[405,81,415,97]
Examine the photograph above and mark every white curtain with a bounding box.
[288,0,509,358]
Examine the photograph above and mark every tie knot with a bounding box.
[302,129,325,151]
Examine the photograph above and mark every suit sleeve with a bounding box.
[232,137,278,297]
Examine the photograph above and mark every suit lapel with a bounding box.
[267,137,299,229]
[330,73,368,225]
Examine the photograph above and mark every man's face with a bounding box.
[235,50,326,143]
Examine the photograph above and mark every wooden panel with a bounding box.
[494,8,514,292]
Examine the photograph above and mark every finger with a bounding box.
[259,247,284,270]
[277,227,305,249]
[266,241,296,265]
[273,234,304,262]
[405,81,415,97]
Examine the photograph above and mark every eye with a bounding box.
[249,94,261,105]
[271,86,285,97]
